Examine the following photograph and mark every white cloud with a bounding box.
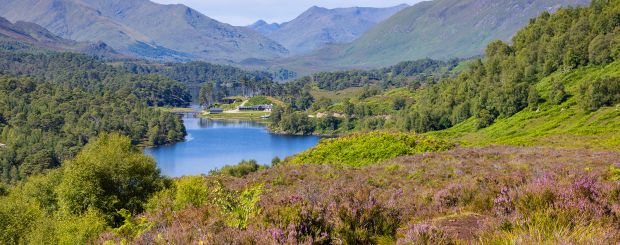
[151,0,425,26]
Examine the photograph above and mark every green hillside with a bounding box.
[434,61,620,150]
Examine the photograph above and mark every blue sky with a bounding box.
[151,0,425,26]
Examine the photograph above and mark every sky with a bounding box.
[151,0,425,26]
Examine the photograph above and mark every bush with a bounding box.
[212,182,263,229]
[549,80,568,105]
[579,76,620,111]
[210,160,266,177]
[290,132,454,167]
[56,133,167,225]
[174,176,208,209]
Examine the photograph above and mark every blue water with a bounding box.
[144,117,322,177]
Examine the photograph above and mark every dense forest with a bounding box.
[123,57,461,107]
[0,51,191,183]
[123,61,280,101]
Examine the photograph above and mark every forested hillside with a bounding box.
[271,0,620,149]
[0,51,191,183]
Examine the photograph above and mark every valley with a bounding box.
[1,0,620,244]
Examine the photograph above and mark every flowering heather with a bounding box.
[100,146,620,244]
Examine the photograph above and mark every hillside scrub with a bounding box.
[210,159,268,177]
[289,132,455,166]
[434,61,620,150]
[99,146,620,244]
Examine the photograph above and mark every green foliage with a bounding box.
[272,108,315,135]
[211,160,266,177]
[296,90,315,110]
[54,209,107,245]
[0,180,107,244]
[578,76,620,111]
[550,80,568,105]
[290,132,454,167]
[271,157,282,166]
[212,182,263,229]
[113,209,154,240]
[0,52,188,183]
[57,133,166,224]
[174,176,208,209]
[435,60,620,150]
[392,97,407,110]
[19,170,63,213]
[609,165,620,181]
[528,86,541,110]
[0,193,43,244]
[245,96,273,106]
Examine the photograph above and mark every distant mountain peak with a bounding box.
[308,6,327,11]
[248,4,408,54]
[248,19,281,34]
[253,20,268,25]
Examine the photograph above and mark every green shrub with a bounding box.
[271,157,282,166]
[211,160,266,177]
[212,182,263,229]
[54,209,107,245]
[0,194,43,244]
[112,209,154,240]
[174,176,208,209]
[56,133,167,225]
[290,132,454,167]
[579,76,620,111]
[550,80,568,105]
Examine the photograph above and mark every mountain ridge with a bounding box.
[247,4,409,55]
[0,16,122,58]
[0,0,288,62]
[267,0,591,73]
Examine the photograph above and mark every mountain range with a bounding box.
[271,0,591,72]
[334,0,591,67]
[0,0,593,73]
[248,5,408,55]
[0,0,288,62]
